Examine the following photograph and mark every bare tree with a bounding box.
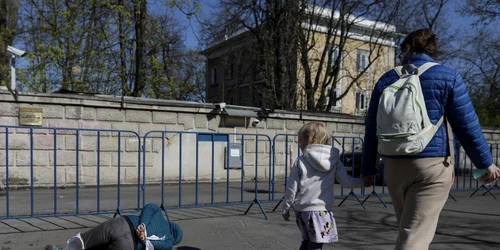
[460,0,500,25]
[201,0,301,109]
[297,1,403,111]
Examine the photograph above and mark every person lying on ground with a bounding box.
[62,203,183,250]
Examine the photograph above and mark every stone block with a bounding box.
[207,115,221,131]
[16,151,48,166]
[49,151,79,166]
[265,119,285,130]
[0,134,30,150]
[48,120,80,135]
[79,121,111,130]
[326,122,337,133]
[125,138,142,152]
[96,109,124,122]
[245,141,268,153]
[152,112,177,124]
[81,152,112,167]
[0,117,18,127]
[111,123,140,135]
[38,105,64,119]
[33,135,65,150]
[484,133,492,141]
[493,133,500,141]
[285,120,305,131]
[126,110,152,123]
[65,106,96,120]
[353,124,365,134]
[0,103,18,116]
[336,123,353,133]
[83,108,96,120]
[139,124,166,136]
[178,113,195,130]
[165,124,185,132]
[0,151,15,166]
[123,168,141,184]
[195,114,208,129]
[65,106,83,119]
[111,152,147,167]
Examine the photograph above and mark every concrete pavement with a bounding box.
[0,188,498,249]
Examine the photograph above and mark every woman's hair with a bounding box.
[298,122,331,148]
[400,28,442,59]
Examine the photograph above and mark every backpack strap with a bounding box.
[396,62,439,76]
[394,66,404,77]
[416,62,439,76]
[445,116,454,166]
[436,115,454,165]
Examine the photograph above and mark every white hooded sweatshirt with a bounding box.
[283,144,364,212]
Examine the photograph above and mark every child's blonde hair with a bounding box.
[298,122,331,148]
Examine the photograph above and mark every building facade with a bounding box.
[201,7,400,116]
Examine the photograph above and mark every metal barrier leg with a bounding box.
[448,193,457,202]
[338,190,366,210]
[160,204,171,223]
[481,183,499,196]
[113,207,123,218]
[470,185,497,199]
[361,190,387,208]
[272,195,284,212]
[244,198,269,220]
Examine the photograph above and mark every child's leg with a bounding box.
[299,210,338,249]
[295,211,311,250]
[299,240,309,250]
[307,241,323,250]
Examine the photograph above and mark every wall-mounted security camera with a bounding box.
[251,118,261,127]
[7,46,27,57]
[214,102,226,109]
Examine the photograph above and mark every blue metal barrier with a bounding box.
[142,130,271,220]
[335,136,367,209]
[1,123,498,221]
[468,143,499,199]
[0,125,141,219]
[270,134,300,212]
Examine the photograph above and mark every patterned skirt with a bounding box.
[295,210,339,243]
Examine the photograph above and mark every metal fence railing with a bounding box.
[0,124,498,220]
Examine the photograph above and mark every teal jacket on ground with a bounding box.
[127,203,183,250]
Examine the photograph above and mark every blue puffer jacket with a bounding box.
[127,203,183,250]
[361,53,493,176]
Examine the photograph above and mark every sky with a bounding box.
[168,0,490,51]
[11,0,491,67]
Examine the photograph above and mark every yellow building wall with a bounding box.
[296,31,396,115]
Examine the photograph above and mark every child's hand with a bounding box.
[363,176,373,187]
[136,225,146,241]
[282,210,290,221]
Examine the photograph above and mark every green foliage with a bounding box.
[6,0,204,102]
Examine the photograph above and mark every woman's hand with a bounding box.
[480,164,500,184]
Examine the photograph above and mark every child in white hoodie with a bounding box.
[282,122,366,250]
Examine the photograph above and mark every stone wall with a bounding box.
[0,90,499,187]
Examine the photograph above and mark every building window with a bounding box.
[237,64,243,78]
[355,88,367,113]
[327,45,339,73]
[356,50,370,72]
[211,68,218,85]
[324,87,342,111]
[230,63,235,79]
